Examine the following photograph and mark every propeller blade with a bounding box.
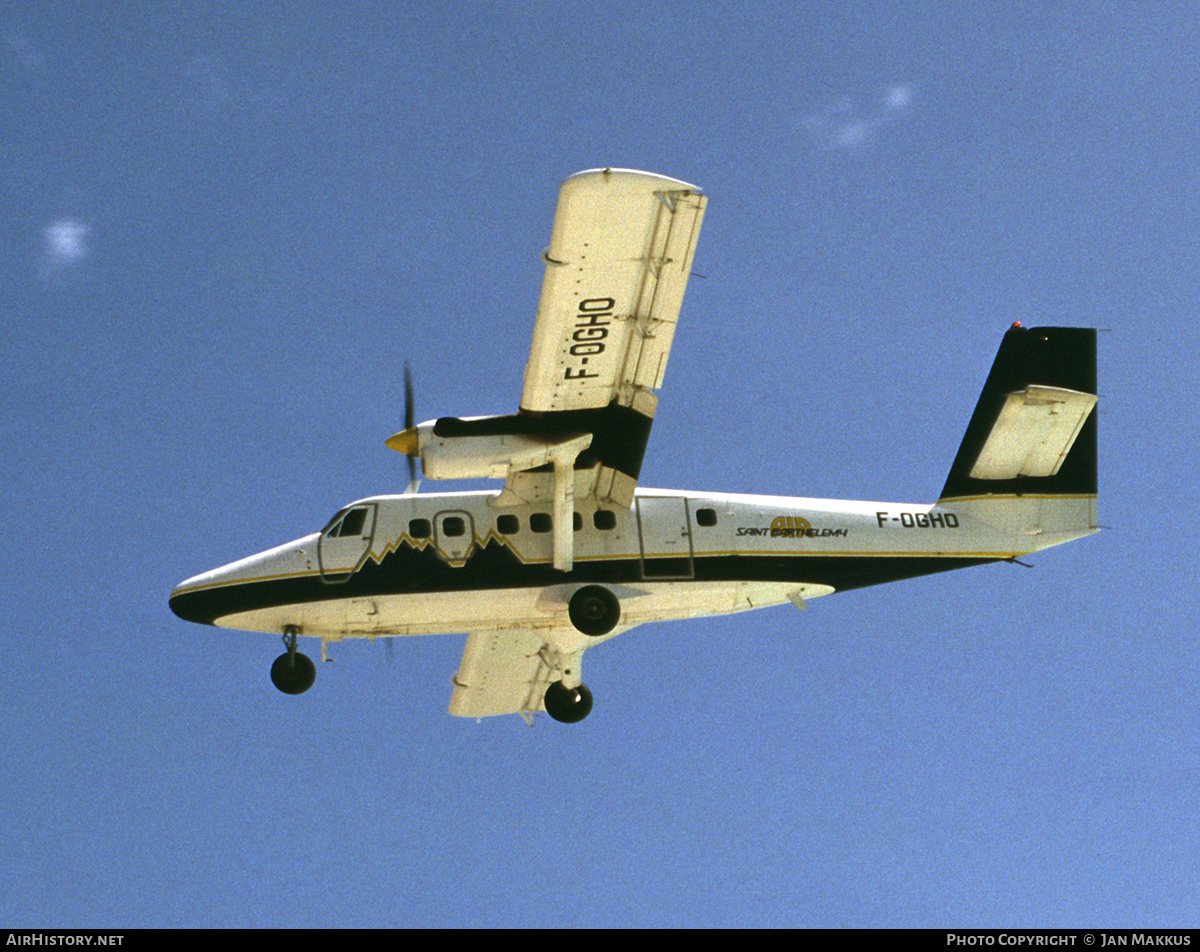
[404,362,414,432]
[403,362,420,494]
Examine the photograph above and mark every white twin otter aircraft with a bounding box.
[170,168,1099,724]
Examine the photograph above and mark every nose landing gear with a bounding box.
[270,625,316,695]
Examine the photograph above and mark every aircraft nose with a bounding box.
[168,557,257,627]
[169,574,220,626]
[168,532,321,628]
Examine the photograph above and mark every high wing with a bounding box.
[448,629,586,722]
[522,168,706,417]
[499,169,707,513]
[387,169,705,573]
[445,170,704,720]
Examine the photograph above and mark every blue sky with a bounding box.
[2,1,1197,928]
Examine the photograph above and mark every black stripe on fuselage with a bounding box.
[168,535,997,627]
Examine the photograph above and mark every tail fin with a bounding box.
[938,324,1098,545]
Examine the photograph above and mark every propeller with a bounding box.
[386,363,421,494]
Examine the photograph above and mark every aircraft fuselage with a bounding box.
[169,486,1090,643]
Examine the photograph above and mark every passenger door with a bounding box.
[434,510,475,566]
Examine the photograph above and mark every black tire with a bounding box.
[568,585,620,636]
[543,680,593,723]
[270,651,316,695]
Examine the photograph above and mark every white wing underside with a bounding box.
[449,170,706,718]
[501,169,707,510]
[448,629,585,721]
[521,168,706,414]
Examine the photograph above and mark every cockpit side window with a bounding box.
[323,506,370,539]
[338,507,368,538]
[323,510,349,536]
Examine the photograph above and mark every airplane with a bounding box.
[169,168,1099,724]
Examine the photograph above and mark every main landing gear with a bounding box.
[541,586,620,723]
[543,681,593,723]
[271,625,316,695]
[568,585,621,636]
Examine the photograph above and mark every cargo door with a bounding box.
[635,496,694,580]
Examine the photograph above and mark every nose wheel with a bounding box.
[271,625,316,695]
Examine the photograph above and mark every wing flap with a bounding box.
[625,187,706,393]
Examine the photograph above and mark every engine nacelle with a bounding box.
[386,416,594,571]
[387,417,592,482]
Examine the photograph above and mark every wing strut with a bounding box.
[544,433,592,572]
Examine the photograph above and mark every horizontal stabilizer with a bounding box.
[968,386,1097,480]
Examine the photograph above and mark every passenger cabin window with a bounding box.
[441,516,466,537]
[497,514,519,535]
[530,513,552,533]
[409,518,432,539]
[573,512,582,532]
[594,510,617,530]
[696,508,718,527]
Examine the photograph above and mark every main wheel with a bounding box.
[568,585,620,636]
[271,651,316,695]
[543,680,593,723]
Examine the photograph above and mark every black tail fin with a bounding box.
[940,324,1097,502]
